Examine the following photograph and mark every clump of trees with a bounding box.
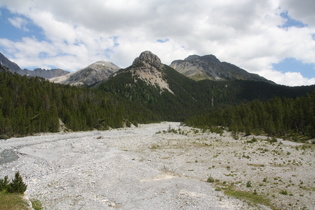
[0,171,27,194]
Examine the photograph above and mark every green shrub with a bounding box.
[0,176,9,191]
[6,172,27,194]
[207,176,215,183]
[246,181,252,188]
[31,199,43,210]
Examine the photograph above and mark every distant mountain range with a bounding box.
[0,52,69,78]
[170,55,273,83]
[1,50,275,85]
[50,61,120,86]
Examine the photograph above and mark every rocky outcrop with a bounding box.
[132,50,162,68]
[170,54,274,83]
[126,51,173,94]
[50,61,120,86]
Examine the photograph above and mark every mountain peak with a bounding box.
[132,51,162,68]
[122,51,174,94]
[171,54,274,83]
[184,54,220,63]
[50,60,120,86]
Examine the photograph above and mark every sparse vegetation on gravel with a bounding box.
[0,122,314,209]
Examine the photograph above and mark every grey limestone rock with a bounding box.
[132,51,162,68]
[50,61,120,86]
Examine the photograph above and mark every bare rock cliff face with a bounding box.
[127,51,173,94]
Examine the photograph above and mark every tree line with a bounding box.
[0,72,156,138]
[1,69,314,140]
[184,90,315,140]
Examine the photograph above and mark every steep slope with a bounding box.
[0,52,21,72]
[0,63,13,73]
[170,55,273,83]
[50,61,120,86]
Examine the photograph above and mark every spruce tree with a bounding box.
[7,171,27,194]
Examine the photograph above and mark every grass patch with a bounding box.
[31,198,43,210]
[224,187,278,210]
[0,191,29,210]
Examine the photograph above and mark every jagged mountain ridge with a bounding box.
[50,61,120,86]
[0,52,69,78]
[170,54,273,83]
[2,50,274,85]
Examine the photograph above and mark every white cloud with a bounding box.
[260,69,315,86]
[0,0,314,86]
[8,16,29,31]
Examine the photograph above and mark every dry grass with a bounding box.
[0,191,29,210]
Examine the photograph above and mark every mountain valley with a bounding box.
[0,50,315,210]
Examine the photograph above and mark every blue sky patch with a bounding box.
[273,57,315,78]
[110,36,119,47]
[157,38,169,43]
[0,7,45,42]
[278,11,307,29]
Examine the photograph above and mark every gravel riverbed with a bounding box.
[0,122,314,209]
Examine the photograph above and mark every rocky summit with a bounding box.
[132,50,162,68]
[126,51,173,94]
[170,54,273,83]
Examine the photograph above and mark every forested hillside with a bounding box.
[185,90,315,139]
[1,64,315,139]
[99,64,315,122]
[0,72,156,138]
[98,66,206,121]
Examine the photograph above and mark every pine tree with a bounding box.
[7,171,27,194]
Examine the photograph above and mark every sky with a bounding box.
[0,0,315,86]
